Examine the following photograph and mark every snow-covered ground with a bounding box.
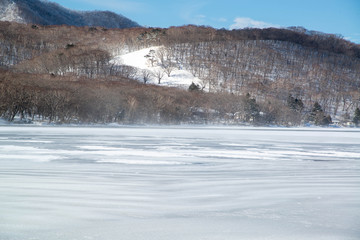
[111,47,204,89]
[0,2,25,23]
[0,126,360,240]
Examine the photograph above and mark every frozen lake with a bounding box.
[0,126,359,240]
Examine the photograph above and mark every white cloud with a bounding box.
[229,17,280,30]
[180,2,207,25]
[344,33,360,44]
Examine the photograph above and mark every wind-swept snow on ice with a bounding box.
[0,126,359,240]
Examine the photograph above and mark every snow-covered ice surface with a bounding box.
[0,126,360,240]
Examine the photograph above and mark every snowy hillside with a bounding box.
[0,0,139,28]
[0,1,25,23]
[111,47,204,89]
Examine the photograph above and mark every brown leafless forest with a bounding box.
[1,22,359,125]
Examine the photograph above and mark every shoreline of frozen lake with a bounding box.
[1,126,359,240]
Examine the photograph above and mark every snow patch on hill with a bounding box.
[0,2,25,23]
[0,0,139,28]
[111,47,204,89]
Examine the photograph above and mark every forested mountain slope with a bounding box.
[0,0,140,28]
[0,22,359,126]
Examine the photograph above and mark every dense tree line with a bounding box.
[0,70,246,124]
[2,69,331,125]
[2,22,360,66]
[166,40,360,117]
[1,22,359,126]
[162,25,360,58]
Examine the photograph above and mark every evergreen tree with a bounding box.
[308,102,332,126]
[312,102,323,112]
[144,49,157,67]
[244,93,260,123]
[287,94,295,108]
[188,82,200,91]
[308,102,322,122]
[287,94,304,112]
[321,115,332,126]
[353,107,360,126]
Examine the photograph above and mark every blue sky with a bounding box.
[51,0,360,43]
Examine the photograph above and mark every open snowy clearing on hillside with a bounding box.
[111,47,204,89]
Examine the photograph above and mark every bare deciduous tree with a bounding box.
[142,69,152,84]
[152,69,165,84]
